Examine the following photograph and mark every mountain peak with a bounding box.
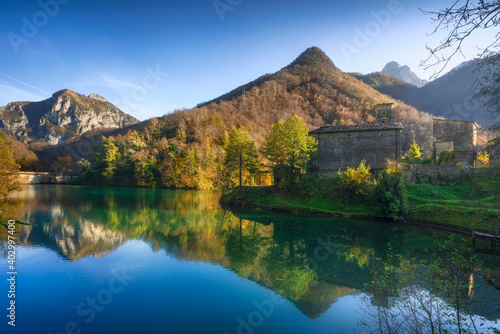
[381,61,425,87]
[382,61,401,72]
[52,89,76,98]
[0,89,139,146]
[288,46,336,70]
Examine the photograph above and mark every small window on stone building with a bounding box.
[382,120,387,123]
[382,111,386,115]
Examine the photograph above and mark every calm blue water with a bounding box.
[0,186,499,334]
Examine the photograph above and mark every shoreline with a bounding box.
[3,183,498,237]
[222,201,475,236]
[220,185,500,236]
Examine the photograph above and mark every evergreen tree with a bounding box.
[407,140,422,159]
[225,126,259,187]
[100,137,121,184]
[402,139,423,164]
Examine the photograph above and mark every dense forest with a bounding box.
[73,114,316,189]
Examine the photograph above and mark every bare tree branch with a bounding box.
[420,0,500,78]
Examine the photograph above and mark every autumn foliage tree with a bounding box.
[0,132,19,196]
[402,140,424,164]
[225,126,259,187]
[263,115,317,186]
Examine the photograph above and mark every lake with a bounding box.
[1,186,499,334]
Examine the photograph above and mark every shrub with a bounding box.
[402,140,424,164]
[407,139,422,159]
[437,151,455,165]
[477,151,490,166]
[385,159,406,173]
[373,170,409,219]
[402,156,423,164]
[337,160,372,199]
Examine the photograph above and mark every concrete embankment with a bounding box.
[17,172,76,185]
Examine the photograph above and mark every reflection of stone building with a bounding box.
[310,103,403,170]
[433,119,478,165]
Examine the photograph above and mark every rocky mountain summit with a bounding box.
[0,89,138,146]
[382,61,425,87]
[356,60,496,126]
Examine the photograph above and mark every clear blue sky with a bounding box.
[0,0,494,120]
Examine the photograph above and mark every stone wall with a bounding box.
[435,141,454,155]
[402,164,461,184]
[316,129,402,170]
[312,170,338,179]
[17,172,76,185]
[433,119,477,153]
[312,164,462,184]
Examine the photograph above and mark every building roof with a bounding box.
[433,118,479,128]
[373,103,395,109]
[309,122,404,134]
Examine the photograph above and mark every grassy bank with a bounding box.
[221,172,500,233]
[407,181,500,231]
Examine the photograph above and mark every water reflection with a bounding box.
[0,185,499,324]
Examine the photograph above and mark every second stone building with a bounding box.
[309,103,404,171]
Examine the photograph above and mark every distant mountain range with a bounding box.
[1,47,494,170]
[381,61,426,87]
[354,60,496,127]
[0,89,138,146]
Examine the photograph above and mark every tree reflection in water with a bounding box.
[0,185,499,327]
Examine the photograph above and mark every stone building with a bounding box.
[372,103,394,123]
[310,104,403,171]
[433,119,478,165]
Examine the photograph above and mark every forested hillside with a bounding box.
[58,47,437,189]
[191,46,433,149]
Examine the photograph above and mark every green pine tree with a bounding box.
[407,140,422,159]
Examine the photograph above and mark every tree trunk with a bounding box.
[239,148,242,187]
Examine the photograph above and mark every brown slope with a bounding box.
[0,128,40,169]
[35,47,436,168]
[351,71,414,88]
[33,119,149,170]
[163,46,434,152]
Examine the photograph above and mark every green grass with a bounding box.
[406,179,500,232]
[221,170,500,233]
[221,178,375,218]
[405,172,500,232]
